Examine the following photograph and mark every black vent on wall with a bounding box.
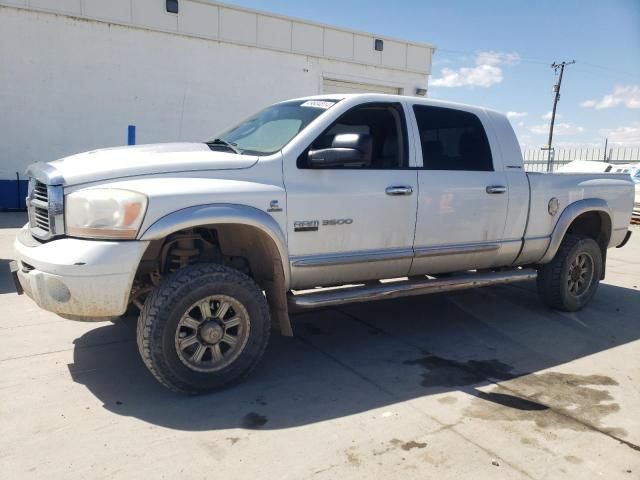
[166,0,179,14]
[374,39,384,51]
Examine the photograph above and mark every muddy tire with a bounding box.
[137,264,270,394]
[536,234,602,312]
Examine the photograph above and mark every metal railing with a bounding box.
[523,147,640,172]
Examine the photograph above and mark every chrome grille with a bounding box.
[33,181,48,202]
[27,175,64,241]
[33,205,50,231]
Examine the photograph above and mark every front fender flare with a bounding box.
[139,204,290,289]
[538,198,612,264]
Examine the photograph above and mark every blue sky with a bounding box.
[227,0,640,150]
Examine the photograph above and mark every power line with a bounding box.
[436,49,638,80]
[437,48,551,65]
[572,62,637,80]
[546,60,575,172]
[575,60,636,77]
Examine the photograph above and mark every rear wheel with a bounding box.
[137,263,270,394]
[536,234,602,311]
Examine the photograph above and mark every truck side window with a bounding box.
[413,105,493,171]
[299,103,408,169]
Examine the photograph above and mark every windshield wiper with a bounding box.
[206,138,241,155]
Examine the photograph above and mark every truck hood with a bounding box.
[45,143,258,186]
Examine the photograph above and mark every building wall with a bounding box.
[0,1,433,208]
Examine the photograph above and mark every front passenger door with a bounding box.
[283,102,418,289]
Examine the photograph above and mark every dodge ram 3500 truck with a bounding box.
[12,94,634,394]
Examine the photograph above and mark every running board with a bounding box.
[288,269,537,310]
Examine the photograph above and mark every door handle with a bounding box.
[486,185,507,194]
[386,186,413,196]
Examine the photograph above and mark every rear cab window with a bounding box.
[413,105,493,171]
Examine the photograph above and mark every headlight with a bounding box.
[65,189,148,239]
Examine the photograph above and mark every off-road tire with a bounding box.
[536,234,602,312]
[137,263,270,394]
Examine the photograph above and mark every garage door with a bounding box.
[322,78,401,95]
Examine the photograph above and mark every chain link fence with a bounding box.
[523,147,640,172]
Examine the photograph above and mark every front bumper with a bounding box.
[13,226,149,319]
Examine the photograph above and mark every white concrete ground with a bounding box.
[1,212,639,479]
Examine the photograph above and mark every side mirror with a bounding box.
[308,133,372,168]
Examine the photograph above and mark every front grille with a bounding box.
[27,179,64,240]
[33,181,48,202]
[33,206,50,231]
[31,181,50,232]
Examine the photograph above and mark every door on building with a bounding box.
[322,78,401,95]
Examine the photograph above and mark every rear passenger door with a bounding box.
[409,104,509,275]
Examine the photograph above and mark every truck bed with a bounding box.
[516,172,634,265]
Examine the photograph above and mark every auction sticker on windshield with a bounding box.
[301,100,336,109]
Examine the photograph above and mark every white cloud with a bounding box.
[541,111,561,120]
[506,111,528,119]
[432,57,454,67]
[431,64,503,88]
[581,85,640,110]
[431,51,520,88]
[516,134,537,150]
[475,51,520,66]
[529,122,585,136]
[600,122,640,145]
[528,124,547,135]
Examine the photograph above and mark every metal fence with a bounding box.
[523,147,640,172]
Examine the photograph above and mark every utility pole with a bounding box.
[546,60,575,172]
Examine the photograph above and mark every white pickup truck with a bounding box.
[12,94,634,394]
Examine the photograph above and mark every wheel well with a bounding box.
[566,211,611,251]
[135,224,292,336]
[565,211,611,278]
[214,223,284,287]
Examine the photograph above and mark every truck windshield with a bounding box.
[208,99,340,156]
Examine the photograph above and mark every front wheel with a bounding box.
[536,234,602,312]
[137,264,271,394]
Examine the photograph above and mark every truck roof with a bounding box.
[288,93,501,118]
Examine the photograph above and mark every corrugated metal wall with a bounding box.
[1,0,434,73]
[0,0,434,208]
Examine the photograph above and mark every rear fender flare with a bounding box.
[538,198,612,264]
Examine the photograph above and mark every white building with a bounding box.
[0,0,435,208]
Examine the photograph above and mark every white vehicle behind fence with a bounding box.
[558,160,639,223]
[11,94,635,394]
